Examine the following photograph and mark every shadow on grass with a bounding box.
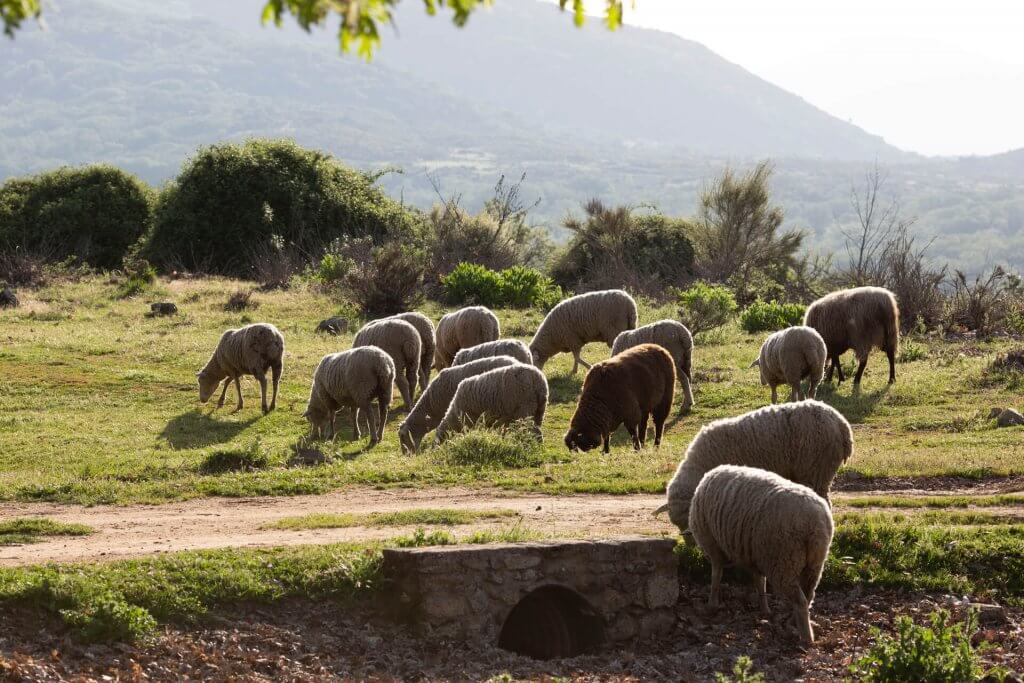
[548,374,584,404]
[160,410,258,450]
[816,383,890,424]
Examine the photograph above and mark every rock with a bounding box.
[996,409,1024,428]
[972,602,1010,626]
[150,302,178,316]
[316,317,349,335]
[0,287,18,308]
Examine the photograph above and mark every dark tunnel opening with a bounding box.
[497,585,606,660]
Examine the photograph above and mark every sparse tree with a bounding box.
[692,161,804,303]
[948,265,1011,337]
[840,164,913,286]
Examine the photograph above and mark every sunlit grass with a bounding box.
[0,518,94,545]
[266,507,518,530]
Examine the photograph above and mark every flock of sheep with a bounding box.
[195,284,901,645]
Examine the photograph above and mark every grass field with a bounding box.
[1,275,1023,505]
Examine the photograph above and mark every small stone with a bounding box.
[972,603,1010,626]
[149,302,177,316]
[996,409,1024,428]
[316,316,349,335]
[0,287,18,308]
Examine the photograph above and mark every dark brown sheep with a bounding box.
[803,286,900,385]
[564,343,675,453]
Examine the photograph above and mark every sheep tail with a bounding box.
[652,503,669,517]
[748,358,760,369]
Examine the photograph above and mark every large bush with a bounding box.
[441,262,562,309]
[551,200,695,297]
[145,139,419,275]
[0,165,153,269]
[676,281,737,334]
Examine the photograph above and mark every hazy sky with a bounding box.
[572,0,1024,157]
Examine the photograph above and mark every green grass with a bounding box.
[0,518,94,545]
[837,510,1024,527]
[267,507,519,530]
[2,276,1024,505]
[843,494,1024,509]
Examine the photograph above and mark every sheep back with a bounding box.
[354,318,421,379]
[663,400,852,532]
[389,312,436,379]
[434,363,548,443]
[612,319,693,378]
[305,347,395,422]
[209,323,285,376]
[566,343,675,451]
[804,286,900,359]
[434,306,501,370]
[530,289,638,367]
[453,339,532,366]
[755,325,826,389]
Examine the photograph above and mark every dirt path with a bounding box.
[4,483,1024,567]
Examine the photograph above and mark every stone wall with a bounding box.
[382,537,678,652]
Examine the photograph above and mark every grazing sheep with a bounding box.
[453,339,532,366]
[353,318,421,411]
[688,464,834,644]
[304,347,395,446]
[656,400,852,536]
[434,364,548,445]
[564,343,675,453]
[530,289,637,374]
[197,323,284,415]
[398,355,521,453]
[749,325,827,403]
[388,312,436,393]
[434,306,501,371]
[612,319,695,413]
[803,286,900,385]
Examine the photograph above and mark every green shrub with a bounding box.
[676,282,737,334]
[738,299,806,333]
[145,139,419,275]
[60,591,157,644]
[847,609,988,683]
[441,263,562,309]
[113,254,157,299]
[0,165,153,269]
[715,656,765,683]
[435,424,545,469]
[199,440,270,474]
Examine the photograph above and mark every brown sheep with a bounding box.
[803,286,900,385]
[564,343,675,453]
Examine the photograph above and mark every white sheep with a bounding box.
[388,312,436,393]
[197,322,284,415]
[688,464,834,644]
[749,325,827,403]
[304,347,395,446]
[398,355,521,453]
[434,306,501,371]
[353,318,421,411]
[453,339,532,366]
[612,319,695,413]
[656,400,852,536]
[530,289,637,374]
[434,363,549,445]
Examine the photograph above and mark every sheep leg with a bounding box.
[679,372,694,414]
[255,371,269,415]
[362,401,379,448]
[770,385,778,404]
[835,356,846,383]
[216,378,231,408]
[626,423,641,450]
[753,574,770,615]
[807,378,819,400]
[351,408,361,440]
[709,562,723,610]
[601,433,610,454]
[638,412,649,447]
[231,377,244,413]
[419,365,430,394]
[377,394,390,444]
[780,582,814,645]
[886,346,896,384]
[789,385,800,403]
[269,361,281,412]
[853,354,869,385]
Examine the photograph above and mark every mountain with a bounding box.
[1,0,1022,273]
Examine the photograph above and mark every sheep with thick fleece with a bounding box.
[353,318,421,411]
[197,323,284,415]
[749,325,827,403]
[804,286,900,385]
[612,319,695,413]
[657,400,852,535]
[388,312,436,393]
[434,364,548,445]
[530,289,637,374]
[688,464,834,644]
[434,306,501,371]
[304,347,395,446]
[453,339,532,366]
[398,355,521,453]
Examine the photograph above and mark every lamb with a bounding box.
[398,355,521,453]
[688,464,834,644]
[197,322,284,415]
[749,325,827,403]
[612,319,695,413]
[530,289,638,374]
[388,312,436,393]
[434,306,501,371]
[433,363,548,445]
[656,400,852,535]
[353,318,421,411]
[453,339,532,366]
[803,286,900,385]
[564,343,675,453]
[303,347,395,446]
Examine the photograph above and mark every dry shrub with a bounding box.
[225,290,257,311]
[946,266,1011,337]
[346,242,426,317]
